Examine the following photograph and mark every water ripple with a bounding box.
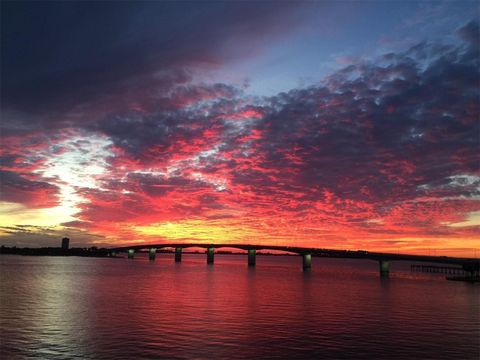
[1,255,478,359]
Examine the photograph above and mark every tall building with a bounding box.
[61,237,70,250]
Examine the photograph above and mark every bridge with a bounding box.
[110,243,480,279]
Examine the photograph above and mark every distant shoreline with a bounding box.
[0,246,111,257]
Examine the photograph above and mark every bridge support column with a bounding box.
[175,247,182,262]
[127,249,135,259]
[303,254,312,270]
[207,247,214,264]
[379,260,389,277]
[149,248,156,261]
[248,249,256,266]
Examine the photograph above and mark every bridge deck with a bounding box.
[111,243,479,269]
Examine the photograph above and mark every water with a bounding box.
[1,254,478,359]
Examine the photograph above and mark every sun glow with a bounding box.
[37,134,113,209]
[0,134,113,233]
[134,219,258,243]
[0,202,75,229]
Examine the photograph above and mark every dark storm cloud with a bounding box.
[0,1,304,121]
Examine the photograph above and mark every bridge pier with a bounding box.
[248,249,256,266]
[149,248,156,261]
[175,247,182,262]
[379,260,389,277]
[303,254,312,270]
[127,249,135,259]
[207,247,215,264]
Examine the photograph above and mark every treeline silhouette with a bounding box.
[0,246,111,257]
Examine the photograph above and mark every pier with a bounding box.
[410,264,465,275]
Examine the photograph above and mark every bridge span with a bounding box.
[110,243,480,279]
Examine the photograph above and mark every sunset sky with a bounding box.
[1,1,479,256]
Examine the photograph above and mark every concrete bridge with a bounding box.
[110,243,480,278]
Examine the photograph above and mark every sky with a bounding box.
[0,1,479,257]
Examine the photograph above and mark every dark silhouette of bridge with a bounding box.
[110,243,480,279]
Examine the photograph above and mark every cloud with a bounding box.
[0,170,59,208]
[0,1,308,130]
[63,23,478,248]
[247,27,479,208]
[1,18,479,253]
[456,19,480,44]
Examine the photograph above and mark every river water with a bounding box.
[0,254,478,359]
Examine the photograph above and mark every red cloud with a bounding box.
[3,25,479,256]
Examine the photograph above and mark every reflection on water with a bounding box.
[1,255,479,359]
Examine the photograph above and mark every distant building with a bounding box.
[61,237,70,250]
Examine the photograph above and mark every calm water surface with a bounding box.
[1,254,478,359]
